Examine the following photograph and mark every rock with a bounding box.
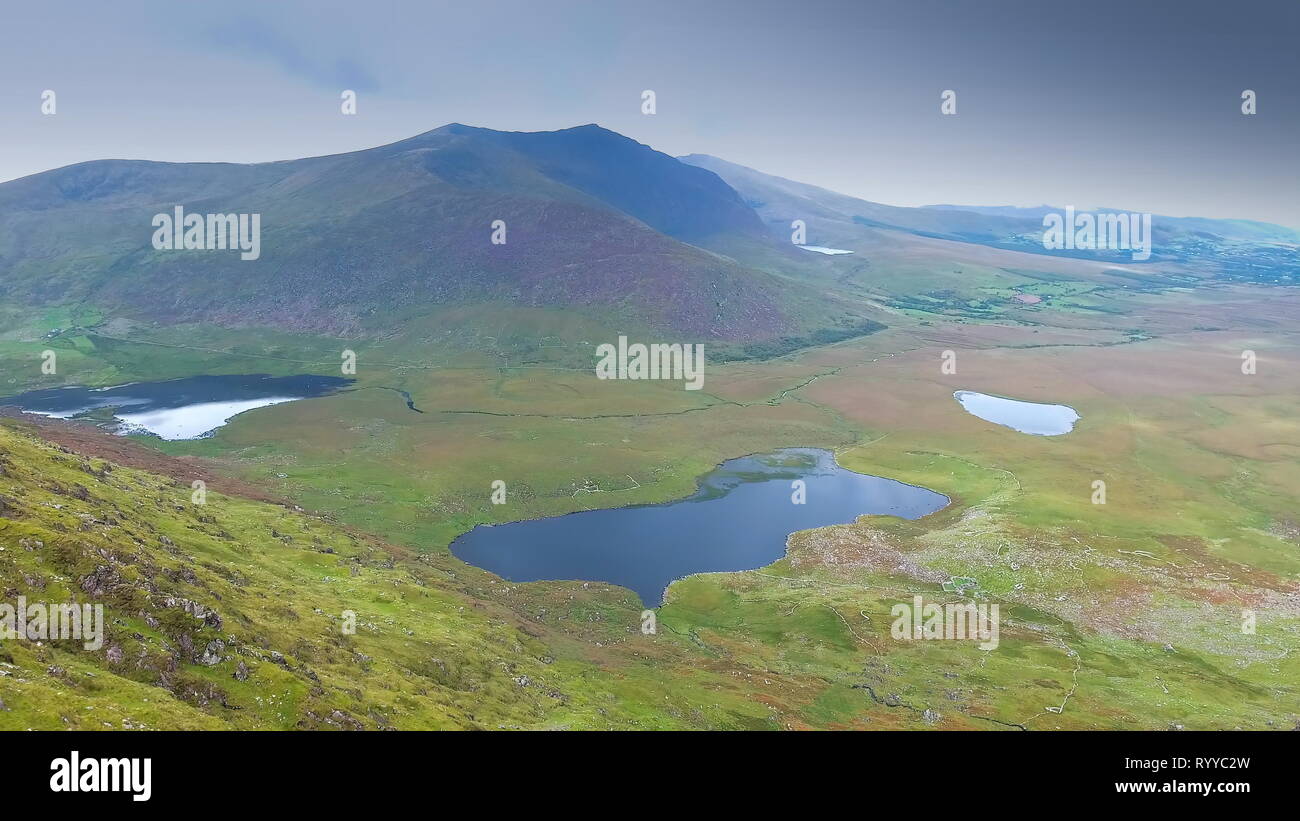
[79,565,121,597]
[163,597,223,630]
[199,639,225,666]
[233,660,249,681]
[105,644,123,665]
[323,709,363,730]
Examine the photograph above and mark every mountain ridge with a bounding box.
[679,152,1300,281]
[0,124,861,342]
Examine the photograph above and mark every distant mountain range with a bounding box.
[923,204,1300,243]
[1,124,1295,347]
[681,154,1300,280]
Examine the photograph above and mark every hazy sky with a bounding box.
[2,0,1297,227]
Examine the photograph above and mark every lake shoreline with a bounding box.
[451,446,951,607]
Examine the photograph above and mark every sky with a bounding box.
[2,0,1297,227]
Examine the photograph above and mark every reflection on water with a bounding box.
[953,390,1079,436]
[0,374,352,440]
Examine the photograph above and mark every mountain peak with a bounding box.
[0,119,794,341]
[418,122,618,139]
[417,122,485,137]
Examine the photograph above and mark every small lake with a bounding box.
[451,447,948,606]
[798,245,854,255]
[954,390,1079,436]
[0,374,352,440]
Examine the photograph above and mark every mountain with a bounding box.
[0,125,865,343]
[924,203,1300,243]
[8,124,1291,353]
[681,154,1300,280]
[680,153,1038,244]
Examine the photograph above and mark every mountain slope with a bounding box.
[680,152,1040,243]
[0,415,814,729]
[681,153,1300,281]
[0,126,861,342]
[0,416,553,728]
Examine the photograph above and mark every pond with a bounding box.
[451,447,948,606]
[953,390,1079,436]
[797,245,854,255]
[0,374,353,440]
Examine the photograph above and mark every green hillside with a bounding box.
[0,125,871,344]
[0,418,783,729]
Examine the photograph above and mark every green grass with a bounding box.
[1,285,1298,729]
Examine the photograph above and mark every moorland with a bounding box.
[0,125,1296,729]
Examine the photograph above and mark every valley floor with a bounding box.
[1,286,1297,729]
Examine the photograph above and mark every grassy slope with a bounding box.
[0,419,822,730]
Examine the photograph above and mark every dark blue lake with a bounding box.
[451,447,949,606]
[0,374,352,439]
